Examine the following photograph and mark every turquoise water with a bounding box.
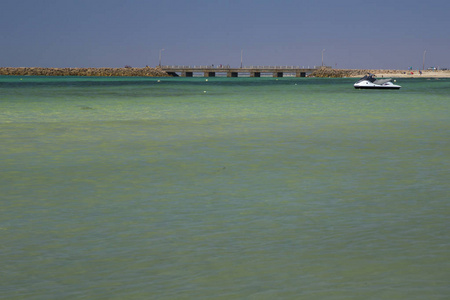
[1,76,449,299]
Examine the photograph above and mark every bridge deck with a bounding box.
[161,66,320,77]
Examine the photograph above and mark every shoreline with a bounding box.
[1,67,449,78]
[362,70,450,78]
[310,68,450,78]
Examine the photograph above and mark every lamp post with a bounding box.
[423,50,426,70]
[240,50,243,68]
[159,49,165,67]
[321,49,325,67]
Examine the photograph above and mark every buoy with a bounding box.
[203,91,207,93]
[205,79,208,82]
[157,80,161,82]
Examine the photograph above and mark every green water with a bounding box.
[1,76,449,299]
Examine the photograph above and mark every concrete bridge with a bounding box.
[161,66,322,77]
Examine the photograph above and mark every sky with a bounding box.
[1,0,449,69]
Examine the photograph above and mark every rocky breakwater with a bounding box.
[0,67,170,77]
[310,67,405,78]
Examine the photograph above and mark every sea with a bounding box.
[1,75,449,299]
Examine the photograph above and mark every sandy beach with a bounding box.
[311,68,450,78]
[363,70,450,78]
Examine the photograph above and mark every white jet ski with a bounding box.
[354,74,401,89]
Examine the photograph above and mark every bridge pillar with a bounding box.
[296,71,306,77]
[182,71,193,77]
[227,72,238,77]
[250,72,260,77]
[204,72,215,77]
[273,72,283,77]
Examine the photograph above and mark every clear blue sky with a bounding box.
[1,0,449,69]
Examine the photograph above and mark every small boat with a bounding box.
[354,74,401,89]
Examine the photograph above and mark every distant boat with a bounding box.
[354,74,401,89]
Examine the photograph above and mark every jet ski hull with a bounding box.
[354,85,401,89]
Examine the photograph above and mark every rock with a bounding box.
[0,67,171,77]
